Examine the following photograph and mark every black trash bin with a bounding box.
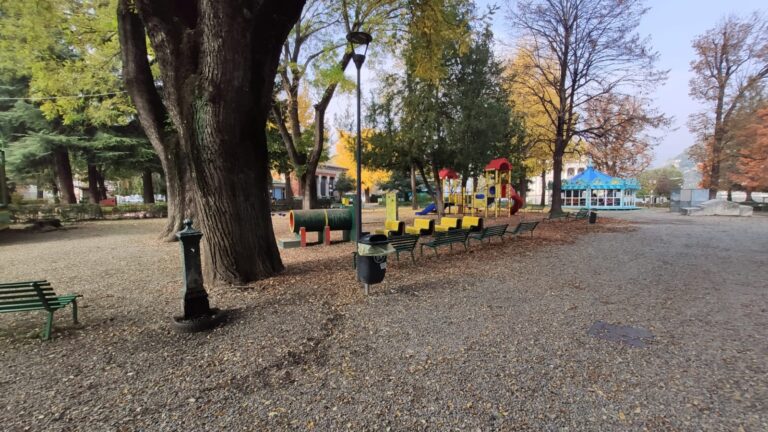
[356,234,390,285]
[589,211,598,224]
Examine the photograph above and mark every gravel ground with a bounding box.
[0,209,766,431]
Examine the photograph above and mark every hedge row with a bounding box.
[8,203,168,223]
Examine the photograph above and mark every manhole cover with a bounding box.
[587,320,654,348]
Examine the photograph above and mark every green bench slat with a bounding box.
[0,281,50,288]
[387,234,420,263]
[508,221,539,237]
[420,230,470,255]
[469,224,509,243]
[0,281,80,340]
[0,297,77,309]
[0,288,56,296]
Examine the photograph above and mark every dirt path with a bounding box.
[0,210,765,431]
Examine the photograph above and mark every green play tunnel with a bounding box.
[289,208,354,233]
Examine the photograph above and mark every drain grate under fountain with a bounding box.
[587,320,654,348]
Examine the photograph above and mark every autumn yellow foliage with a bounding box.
[331,130,390,192]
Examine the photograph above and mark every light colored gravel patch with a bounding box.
[0,210,765,431]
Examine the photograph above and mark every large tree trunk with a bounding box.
[431,160,444,216]
[726,187,732,201]
[120,0,301,284]
[118,1,198,241]
[53,147,76,204]
[410,162,418,209]
[283,170,294,200]
[97,169,107,200]
[142,169,155,204]
[540,170,546,206]
[550,150,564,214]
[745,188,753,202]
[416,161,434,198]
[301,171,318,210]
[87,162,100,204]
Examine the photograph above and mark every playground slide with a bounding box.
[416,203,437,215]
[510,192,524,215]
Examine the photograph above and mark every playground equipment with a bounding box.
[374,192,404,236]
[405,218,435,236]
[434,217,462,232]
[374,220,405,237]
[277,207,355,249]
[473,158,523,217]
[462,216,484,232]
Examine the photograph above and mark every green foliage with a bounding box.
[0,0,133,127]
[638,166,683,198]
[365,11,510,187]
[334,172,354,194]
[8,202,168,223]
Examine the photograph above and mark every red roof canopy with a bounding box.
[485,157,511,171]
[438,168,459,180]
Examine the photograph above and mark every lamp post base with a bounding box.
[172,308,227,333]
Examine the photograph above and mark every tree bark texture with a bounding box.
[410,162,418,209]
[431,160,444,216]
[96,170,107,200]
[550,147,564,214]
[117,1,199,240]
[119,0,303,284]
[142,169,155,204]
[283,170,294,200]
[540,170,546,206]
[53,147,76,204]
[87,162,101,204]
[301,172,317,210]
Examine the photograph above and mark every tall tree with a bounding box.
[510,0,665,215]
[688,14,768,198]
[271,0,403,209]
[0,0,190,234]
[117,0,304,284]
[583,93,669,177]
[730,105,768,199]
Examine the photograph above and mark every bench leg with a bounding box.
[43,311,54,341]
[71,299,79,324]
[410,251,415,263]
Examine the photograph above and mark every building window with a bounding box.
[566,168,575,177]
[577,167,585,174]
[320,176,327,197]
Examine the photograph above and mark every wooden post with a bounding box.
[300,227,307,247]
[324,225,331,246]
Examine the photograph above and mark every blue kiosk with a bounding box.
[561,166,640,210]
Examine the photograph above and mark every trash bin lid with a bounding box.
[359,233,389,245]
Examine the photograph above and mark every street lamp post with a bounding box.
[346,30,372,245]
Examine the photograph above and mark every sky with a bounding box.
[475,0,768,166]
[337,1,765,166]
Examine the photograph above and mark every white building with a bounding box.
[526,158,589,204]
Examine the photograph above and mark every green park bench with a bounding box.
[420,229,470,256]
[0,280,81,340]
[571,208,590,221]
[388,234,420,263]
[469,224,509,244]
[508,221,540,237]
